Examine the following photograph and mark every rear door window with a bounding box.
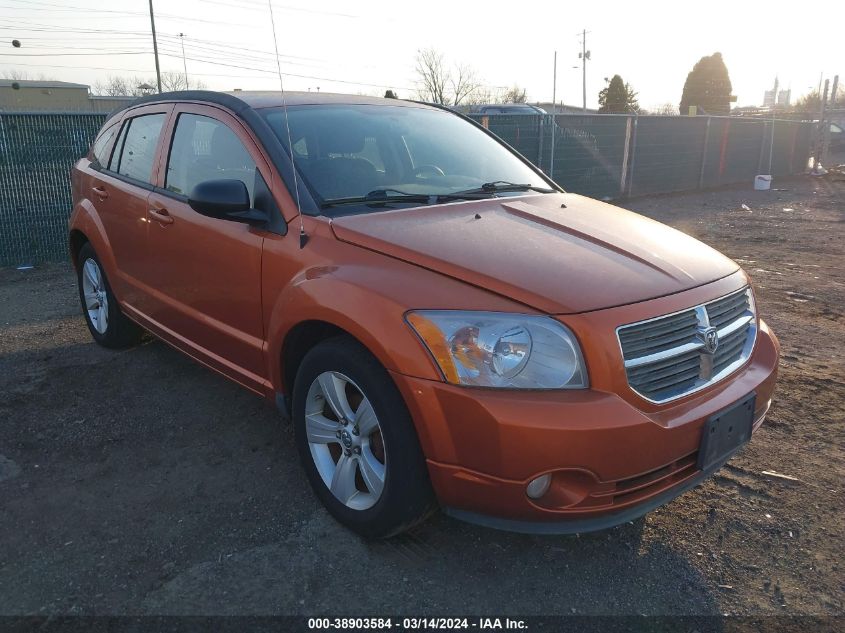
[90,122,118,168]
[112,113,166,183]
[165,113,257,202]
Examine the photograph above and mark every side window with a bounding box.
[90,122,118,167]
[108,121,129,171]
[113,113,166,183]
[165,113,256,202]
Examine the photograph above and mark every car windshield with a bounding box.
[261,104,551,214]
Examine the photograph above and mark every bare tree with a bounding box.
[464,87,496,106]
[651,102,679,116]
[501,85,528,104]
[92,73,205,96]
[2,69,30,81]
[1,70,56,81]
[93,75,151,97]
[160,71,207,92]
[415,48,450,105]
[451,63,482,106]
[414,48,485,106]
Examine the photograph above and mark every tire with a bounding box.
[76,242,142,349]
[292,336,435,538]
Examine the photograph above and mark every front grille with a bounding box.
[617,288,756,402]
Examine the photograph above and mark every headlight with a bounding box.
[406,311,587,389]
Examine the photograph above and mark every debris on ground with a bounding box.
[823,165,845,181]
[761,470,801,482]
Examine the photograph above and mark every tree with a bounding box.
[598,75,639,113]
[651,102,679,116]
[679,52,732,115]
[93,73,205,96]
[160,71,206,92]
[93,75,151,97]
[791,89,845,113]
[413,48,483,106]
[384,89,397,99]
[415,48,449,105]
[501,85,528,104]
[450,63,482,107]
[1,70,55,81]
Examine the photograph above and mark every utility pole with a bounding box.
[148,0,162,93]
[820,75,839,168]
[179,32,188,90]
[813,79,829,172]
[578,30,591,112]
[550,50,557,178]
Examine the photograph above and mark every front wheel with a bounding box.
[76,242,142,348]
[292,336,435,538]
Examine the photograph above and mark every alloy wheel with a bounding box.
[81,258,108,334]
[304,371,387,510]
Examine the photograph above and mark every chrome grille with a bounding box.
[617,288,757,403]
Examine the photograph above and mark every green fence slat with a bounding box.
[0,113,107,266]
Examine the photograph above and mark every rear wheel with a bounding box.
[292,336,435,538]
[76,242,142,348]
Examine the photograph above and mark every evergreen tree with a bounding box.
[598,75,639,113]
[679,53,732,115]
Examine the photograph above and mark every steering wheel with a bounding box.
[413,164,446,178]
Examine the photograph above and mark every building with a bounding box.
[0,79,138,112]
[762,76,791,109]
[1,80,90,111]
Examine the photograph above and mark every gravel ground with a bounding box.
[0,173,842,617]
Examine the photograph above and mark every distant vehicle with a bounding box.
[474,103,547,115]
[829,122,845,152]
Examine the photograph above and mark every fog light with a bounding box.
[526,474,552,499]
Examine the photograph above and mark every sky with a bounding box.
[0,0,841,110]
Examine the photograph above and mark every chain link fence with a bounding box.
[470,113,813,199]
[1,111,815,267]
[1,112,107,266]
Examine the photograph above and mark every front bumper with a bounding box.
[391,318,779,534]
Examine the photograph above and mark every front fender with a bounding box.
[262,221,531,393]
[265,263,445,388]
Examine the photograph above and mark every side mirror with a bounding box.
[188,179,266,226]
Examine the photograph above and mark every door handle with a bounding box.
[148,208,174,225]
[92,186,108,200]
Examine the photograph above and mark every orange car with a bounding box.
[69,91,779,537]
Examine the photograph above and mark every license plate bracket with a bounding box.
[697,392,756,472]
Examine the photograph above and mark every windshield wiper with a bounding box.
[321,188,485,209]
[453,181,556,195]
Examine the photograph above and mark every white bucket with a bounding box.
[754,175,772,190]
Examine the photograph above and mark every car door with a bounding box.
[89,104,172,310]
[141,104,269,391]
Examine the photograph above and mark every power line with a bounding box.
[2,59,285,79]
[1,47,415,91]
[200,0,359,18]
[0,21,326,63]
[0,51,158,56]
[0,10,413,92]
[0,1,352,27]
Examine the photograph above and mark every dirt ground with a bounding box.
[0,172,843,617]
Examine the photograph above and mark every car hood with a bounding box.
[330,193,740,314]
